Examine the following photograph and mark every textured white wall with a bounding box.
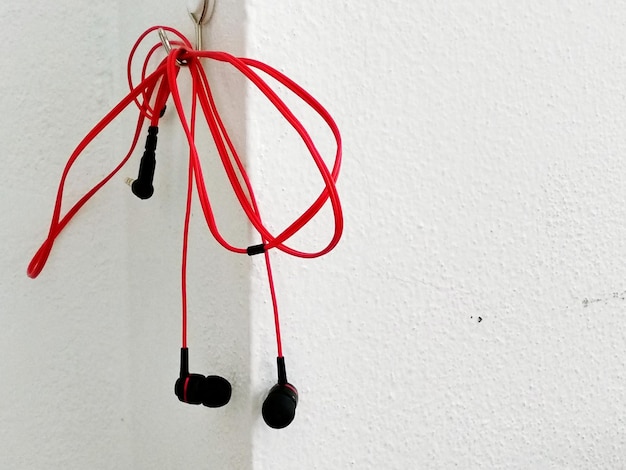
[1,3,132,469]
[247,1,626,469]
[3,0,626,469]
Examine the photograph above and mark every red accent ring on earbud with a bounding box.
[183,376,191,403]
[283,383,298,394]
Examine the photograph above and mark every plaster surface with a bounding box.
[2,1,626,469]
[247,1,626,468]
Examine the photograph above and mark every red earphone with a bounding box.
[27,26,342,429]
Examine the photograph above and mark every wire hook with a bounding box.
[158,28,174,54]
[158,27,188,66]
[157,1,214,63]
[187,0,215,50]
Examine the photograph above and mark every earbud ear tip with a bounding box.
[262,384,298,429]
[203,375,232,408]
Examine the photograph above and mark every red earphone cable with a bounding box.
[27,64,166,279]
[28,27,342,360]
[180,72,200,350]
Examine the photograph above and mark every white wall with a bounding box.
[247,1,626,468]
[1,3,133,469]
[3,1,626,469]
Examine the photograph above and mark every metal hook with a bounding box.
[158,28,173,54]
[156,1,214,65]
[158,28,187,66]
[187,0,215,50]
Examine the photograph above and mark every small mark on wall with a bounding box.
[470,316,483,323]
[582,290,626,308]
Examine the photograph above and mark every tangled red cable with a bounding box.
[27,26,342,358]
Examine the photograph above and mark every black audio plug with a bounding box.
[130,126,159,199]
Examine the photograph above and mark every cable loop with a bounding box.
[27,26,343,357]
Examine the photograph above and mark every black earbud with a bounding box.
[131,126,159,200]
[262,357,298,429]
[175,348,232,408]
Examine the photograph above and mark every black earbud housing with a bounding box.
[262,383,298,429]
[175,348,232,408]
[262,357,298,429]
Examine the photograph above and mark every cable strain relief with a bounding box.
[180,347,189,377]
[277,356,288,385]
[146,126,159,151]
[247,244,266,256]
